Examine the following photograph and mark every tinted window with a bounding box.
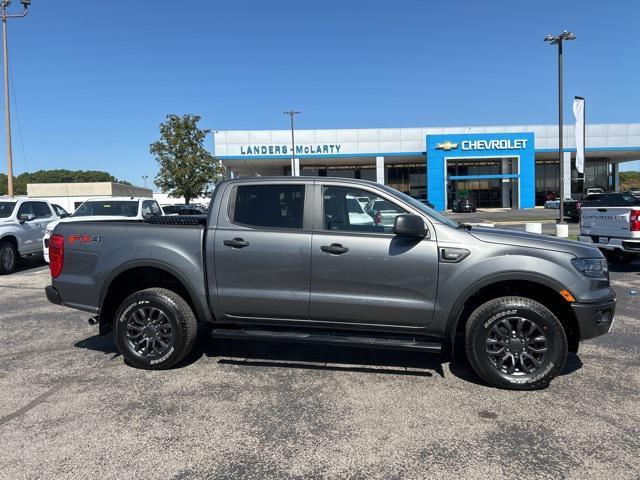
[323,186,406,233]
[17,202,35,219]
[142,200,162,217]
[73,201,139,217]
[232,184,305,229]
[52,204,69,217]
[0,201,16,218]
[33,202,53,219]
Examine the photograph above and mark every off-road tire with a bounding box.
[465,296,567,390]
[114,288,198,370]
[0,240,18,275]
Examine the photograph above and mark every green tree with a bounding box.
[619,171,640,191]
[150,114,224,204]
[1,170,132,195]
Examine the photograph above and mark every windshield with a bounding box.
[72,200,139,217]
[0,201,16,218]
[380,186,459,228]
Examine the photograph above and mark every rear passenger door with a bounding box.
[213,182,313,320]
[310,183,439,327]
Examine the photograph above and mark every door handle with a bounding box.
[223,238,249,248]
[320,243,349,255]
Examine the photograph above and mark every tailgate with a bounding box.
[580,207,632,237]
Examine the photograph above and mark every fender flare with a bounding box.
[98,258,211,323]
[444,271,568,347]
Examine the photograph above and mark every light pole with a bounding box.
[1,0,30,197]
[283,110,300,176]
[141,175,148,189]
[544,30,576,224]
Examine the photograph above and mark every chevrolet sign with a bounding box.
[461,139,528,151]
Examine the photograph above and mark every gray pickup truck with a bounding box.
[46,177,616,390]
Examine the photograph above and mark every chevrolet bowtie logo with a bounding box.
[436,141,459,151]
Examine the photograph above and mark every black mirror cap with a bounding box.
[393,214,428,238]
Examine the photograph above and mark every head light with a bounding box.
[571,258,608,278]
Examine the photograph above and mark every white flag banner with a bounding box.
[573,96,585,174]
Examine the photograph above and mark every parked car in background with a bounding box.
[162,204,207,216]
[47,177,616,390]
[0,197,67,274]
[544,199,560,209]
[452,197,476,213]
[586,187,605,196]
[364,197,407,226]
[579,194,640,264]
[43,197,164,262]
[628,188,640,198]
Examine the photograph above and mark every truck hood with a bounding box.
[469,226,602,257]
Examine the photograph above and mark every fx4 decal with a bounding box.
[68,234,102,245]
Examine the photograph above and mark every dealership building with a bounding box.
[214,123,640,210]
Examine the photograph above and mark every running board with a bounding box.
[210,328,442,353]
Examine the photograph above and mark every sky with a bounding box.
[2,0,640,188]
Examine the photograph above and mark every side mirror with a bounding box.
[393,214,428,238]
[18,213,35,224]
[59,213,70,219]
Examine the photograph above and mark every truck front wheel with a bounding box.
[465,296,568,390]
[114,288,198,370]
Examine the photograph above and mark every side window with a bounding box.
[232,184,305,229]
[17,202,35,219]
[52,204,69,217]
[322,186,406,233]
[142,201,162,217]
[33,202,53,219]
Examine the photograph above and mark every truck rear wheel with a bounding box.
[114,288,198,370]
[465,296,567,390]
[0,240,17,275]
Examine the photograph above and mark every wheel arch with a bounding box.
[0,234,19,253]
[446,272,580,356]
[98,260,210,335]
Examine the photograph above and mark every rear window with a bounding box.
[73,201,139,217]
[0,202,16,218]
[231,184,305,229]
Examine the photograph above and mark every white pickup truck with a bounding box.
[578,193,640,264]
[0,197,69,274]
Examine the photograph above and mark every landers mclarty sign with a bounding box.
[240,144,342,155]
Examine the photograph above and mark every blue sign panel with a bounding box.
[426,132,535,211]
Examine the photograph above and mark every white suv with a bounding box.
[43,197,163,262]
[0,197,68,274]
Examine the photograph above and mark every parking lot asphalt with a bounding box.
[1,256,639,479]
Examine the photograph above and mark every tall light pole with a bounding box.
[1,0,30,197]
[283,110,300,176]
[141,175,148,189]
[544,30,576,224]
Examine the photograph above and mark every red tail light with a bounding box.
[631,209,640,232]
[49,234,64,278]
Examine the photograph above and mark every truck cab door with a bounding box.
[15,202,40,254]
[310,183,439,327]
[212,182,313,321]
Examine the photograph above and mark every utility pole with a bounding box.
[544,30,576,225]
[1,0,30,197]
[142,175,148,189]
[283,110,300,176]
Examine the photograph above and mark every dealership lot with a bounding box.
[0,258,639,479]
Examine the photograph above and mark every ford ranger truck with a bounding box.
[45,177,616,390]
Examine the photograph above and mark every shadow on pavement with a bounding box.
[74,334,120,359]
[72,327,585,384]
[14,254,48,274]
[180,326,445,378]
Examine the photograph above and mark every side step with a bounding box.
[210,328,442,353]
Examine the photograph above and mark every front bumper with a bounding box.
[571,297,617,340]
[45,285,62,306]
